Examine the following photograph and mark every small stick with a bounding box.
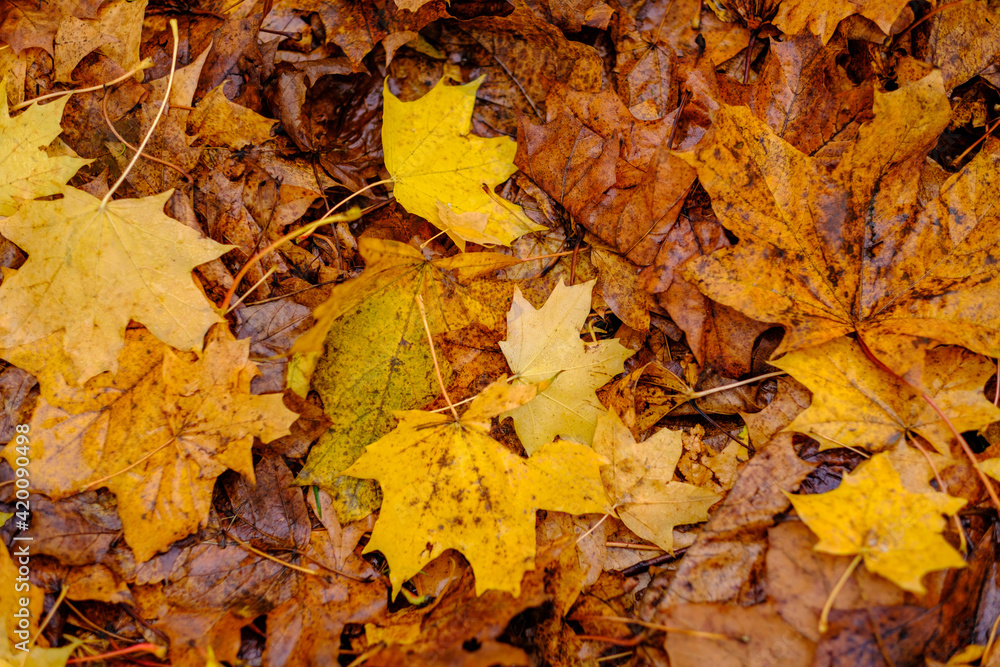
[605,541,664,551]
[415,295,459,421]
[951,115,1000,167]
[687,371,785,399]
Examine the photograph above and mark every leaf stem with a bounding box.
[9,59,154,112]
[29,585,67,648]
[66,643,166,664]
[415,295,459,421]
[101,20,180,209]
[854,335,1000,512]
[687,370,785,399]
[312,178,393,233]
[223,530,319,575]
[218,206,361,313]
[819,554,862,634]
[568,614,743,642]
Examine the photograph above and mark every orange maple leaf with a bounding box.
[3,327,298,561]
[679,71,1000,383]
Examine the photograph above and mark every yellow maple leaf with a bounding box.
[3,327,298,561]
[787,452,966,594]
[0,93,89,216]
[593,410,721,551]
[0,187,231,382]
[290,239,517,522]
[500,279,634,454]
[775,337,1000,454]
[343,379,612,597]
[382,76,545,249]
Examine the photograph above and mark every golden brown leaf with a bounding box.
[680,72,1000,383]
[5,328,298,561]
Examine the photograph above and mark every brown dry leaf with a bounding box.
[774,337,1000,454]
[710,33,873,164]
[739,375,812,449]
[647,191,773,376]
[660,601,815,667]
[593,410,722,551]
[592,246,651,332]
[189,83,277,148]
[5,327,298,561]
[679,71,1000,384]
[916,0,1000,92]
[649,434,816,607]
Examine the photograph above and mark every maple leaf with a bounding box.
[787,452,966,593]
[500,279,634,454]
[0,94,88,216]
[679,72,1000,383]
[188,83,277,149]
[382,75,545,249]
[3,327,298,561]
[292,239,517,521]
[0,187,231,382]
[343,379,611,597]
[593,410,721,551]
[774,337,1000,454]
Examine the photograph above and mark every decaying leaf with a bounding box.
[680,72,1000,384]
[383,76,545,248]
[775,337,1000,454]
[0,188,231,382]
[188,83,278,149]
[500,279,634,454]
[593,410,721,551]
[787,452,967,593]
[5,327,298,561]
[344,379,611,596]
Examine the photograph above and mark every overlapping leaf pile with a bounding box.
[3,0,1000,665]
